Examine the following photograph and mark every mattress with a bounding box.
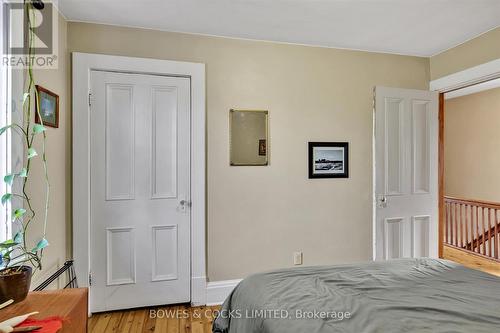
[213,258,500,333]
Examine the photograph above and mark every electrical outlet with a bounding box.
[293,251,303,265]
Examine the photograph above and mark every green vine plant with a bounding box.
[0,1,50,273]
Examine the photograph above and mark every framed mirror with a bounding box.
[230,109,269,166]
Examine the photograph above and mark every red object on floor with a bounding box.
[16,317,63,333]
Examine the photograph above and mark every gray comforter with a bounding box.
[213,259,500,333]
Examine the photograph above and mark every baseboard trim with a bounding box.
[30,259,61,290]
[191,275,208,306]
[206,279,242,306]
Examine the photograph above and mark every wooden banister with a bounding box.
[444,196,500,261]
[444,196,500,210]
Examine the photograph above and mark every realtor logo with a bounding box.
[2,0,58,68]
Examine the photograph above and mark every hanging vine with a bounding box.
[0,0,51,272]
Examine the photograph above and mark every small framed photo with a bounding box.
[308,142,349,179]
[258,139,267,156]
[35,85,59,128]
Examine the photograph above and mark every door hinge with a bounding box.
[88,272,92,286]
[88,92,92,107]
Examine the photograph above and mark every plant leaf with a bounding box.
[23,92,29,105]
[13,208,26,219]
[3,174,14,186]
[33,124,46,134]
[1,193,12,205]
[0,239,18,249]
[27,148,37,159]
[18,168,27,178]
[2,249,14,260]
[13,231,23,244]
[0,125,12,136]
[32,238,49,252]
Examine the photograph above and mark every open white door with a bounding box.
[374,87,438,260]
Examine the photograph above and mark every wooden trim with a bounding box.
[443,244,500,277]
[438,93,444,258]
[444,196,500,209]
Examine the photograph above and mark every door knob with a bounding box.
[180,199,191,206]
[378,196,387,208]
[179,199,191,211]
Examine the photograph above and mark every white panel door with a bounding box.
[90,71,190,312]
[374,87,438,260]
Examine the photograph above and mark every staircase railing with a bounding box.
[444,196,500,261]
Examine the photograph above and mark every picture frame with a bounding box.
[229,109,269,166]
[308,142,349,179]
[35,85,59,128]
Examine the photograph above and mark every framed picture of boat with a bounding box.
[308,142,349,178]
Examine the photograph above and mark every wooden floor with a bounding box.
[88,305,220,333]
[443,244,500,277]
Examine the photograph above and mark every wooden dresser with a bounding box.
[0,288,88,332]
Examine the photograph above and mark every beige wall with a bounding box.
[445,87,500,202]
[66,22,429,280]
[28,13,70,287]
[430,27,500,80]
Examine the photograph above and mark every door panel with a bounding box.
[385,98,404,196]
[106,227,135,285]
[375,87,438,261]
[151,87,178,199]
[412,100,430,194]
[105,84,135,200]
[90,71,191,312]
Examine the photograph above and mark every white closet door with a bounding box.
[90,71,191,312]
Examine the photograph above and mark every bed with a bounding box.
[213,258,500,333]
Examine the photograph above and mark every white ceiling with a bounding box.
[58,0,500,57]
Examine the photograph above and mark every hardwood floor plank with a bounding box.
[189,307,204,333]
[89,306,220,333]
[129,309,147,333]
[153,308,167,333]
[167,306,180,333]
[92,312,112,333]
[179,305,189,333]
[141,308,156,333]
[106,311,124,333]
[202,307,214,333]
[118,309,141,333]
[88,314,99,332]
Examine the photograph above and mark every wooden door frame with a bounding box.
[431,58,500,258]
[72,53,207,308]
[438,93,444,257]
